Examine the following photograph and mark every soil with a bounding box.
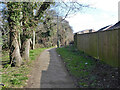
[25,48,75,88]
[70,49,120,88]
[89,59,120,88]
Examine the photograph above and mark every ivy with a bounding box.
[6,1,54,39]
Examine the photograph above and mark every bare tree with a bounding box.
[51,0,91,21]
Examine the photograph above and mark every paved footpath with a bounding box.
[25,48,75,88]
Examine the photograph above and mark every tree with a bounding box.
[7,2,23,66]
[21,2,53,61]
[20,2,35,61]
[51,0,91,21]
[3,0,89,66]
[35,9,73,47]
[6,1,53,66]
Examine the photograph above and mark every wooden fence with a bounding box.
[74,29,120,67]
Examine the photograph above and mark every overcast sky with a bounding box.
[65,0,120,33]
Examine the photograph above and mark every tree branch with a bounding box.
[35,1,52,19]
[61,7,71,22]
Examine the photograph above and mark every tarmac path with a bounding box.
[25,48,75,88]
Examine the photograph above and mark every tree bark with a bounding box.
[7,2,23,67]
[21,38,31,61]
[32,30,35,49]
[18,32,21,49]
[9,31,22,67]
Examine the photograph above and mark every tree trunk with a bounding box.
[22,38,31,61]
[9,31,22,67]
[7,2,23,67]
[18,32,21,49]
[32,30,35,49]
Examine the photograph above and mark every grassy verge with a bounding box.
[1,47,49,88]
[56,46,96,87]
[56,46,119,88]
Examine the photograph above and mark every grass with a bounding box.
[56,45,97,87]
[56,46,96,77]
[29,48,47,61]
[1,47,51,88]
[56,46,120,88]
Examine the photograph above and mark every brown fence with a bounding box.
[74,29,120,67]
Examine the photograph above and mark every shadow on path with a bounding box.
[40,48,75,88]
[25,48,75,88]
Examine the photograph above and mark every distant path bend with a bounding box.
[26,48,75,88]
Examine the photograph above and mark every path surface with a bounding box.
[26,48,75,88]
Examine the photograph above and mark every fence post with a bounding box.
[74,33,77,48]
[118,29,120,67]
[97,31,99,59]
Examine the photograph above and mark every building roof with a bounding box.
[81,29,94,32]
[107,21,120,30]
[98,25,113,31]
[75,29,95,34]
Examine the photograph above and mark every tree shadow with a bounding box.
[40,48,75,88]
[1,60,9,66]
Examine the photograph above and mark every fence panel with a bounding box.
[77,33,98,58]
[98,30,118,66]
[74,29,119,67]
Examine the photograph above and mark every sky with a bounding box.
[0,0,119,33]
[65,0,120,33]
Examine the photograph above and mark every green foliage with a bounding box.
[10,78,21,85]
[7,2,22,37]
[2,2,54,50]
[19,76,28,81]
[4,64,9,68]
[13,73,23,76]
[20,2,53,40]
